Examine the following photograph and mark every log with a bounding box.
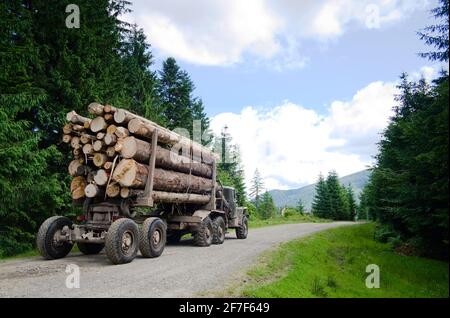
[104,104,117,113]
[93,140,105,152]
[90,116,107,133]
[93,153,108,167]
[75,165,91,176]
[80,133,95,144]
[70,176,86,200]
[62,134,72,143]
[112,159,213,192]
[85,183,103,198]
[128,118,217,164]
[96,132,106,140]
[114,126,129,138]
[106,182,120,198]
[83,121,91,129]
[88,102,104,116]
[120,188,210,204]
[104,113,114,122]
[63,124,73,135]
[82,143,94,155]
[73,148,81,157]
[103,161,113,170]
[104,133,117,146]
[114,138,124,152]
[72,124,84,132]
[66,111,91,125]
[120,136,212,178]
[94,169,110,186]
[68,159,84,177]
[106,125,117,135]
[70,136,81,149]
[106,146,116,157]
[113,108,135,125]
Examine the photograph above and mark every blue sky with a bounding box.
[125,0,447,190]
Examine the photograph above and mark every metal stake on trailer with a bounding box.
[134,129,158,207]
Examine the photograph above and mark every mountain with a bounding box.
[269,170,371,211]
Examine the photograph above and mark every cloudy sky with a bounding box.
[124,0,447,190]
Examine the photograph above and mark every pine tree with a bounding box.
[418,0,449,62]
[258,192,276,219]
[312,174,330,218]
[326,171,347,220]
[297,199,305,215]
[249,169,264,207]
[345,185,357,221]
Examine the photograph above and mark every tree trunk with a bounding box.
[94,169,109,186]
[115,126,129,138]
[85,183,104,198]
[66,111,91,125]
[90,116,107,133]
[127,118,216,164]
[70,176,86,200]
[112,159,213,192]
[120,136,212,178]
[93,153,108,167]
[88,102,104,116]
[106,182,120,197]
[68,159,84,177]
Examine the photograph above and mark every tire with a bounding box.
[36,216,74,260]
[212,216,226,244]
[105,218,139,265]
[193,216,213,247]
[139,217,166,258]
[77,242,104,255]
[236,216,248,239]
[167,232,183,244]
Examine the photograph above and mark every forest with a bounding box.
[0,0,245,257]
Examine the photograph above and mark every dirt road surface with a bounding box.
[0,222,354,297]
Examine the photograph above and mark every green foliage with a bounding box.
[312,172,355,220]
[0,1,211,256]
[257,192,277,220]
[418,0,449,62]
[296,199,305,215]
[249,169,264,207]
[363,74,449,258]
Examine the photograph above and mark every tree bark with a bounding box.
[120,136,212,178]
[66,111,91,125]
[127,118,217,164]
[70,176,86,200]
[112,159,213,192]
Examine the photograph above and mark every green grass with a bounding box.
[239,223,449,298]
[249,214,329,228]
[0,245,80,261]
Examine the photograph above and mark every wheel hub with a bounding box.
[152,230,161,246]
[121,231,133,254]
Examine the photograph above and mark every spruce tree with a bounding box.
[312,174,330,218]
[249,169,264,207]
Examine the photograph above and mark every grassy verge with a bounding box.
[249,214,329,229]
[234,223,448,298]
[0,245,80,262]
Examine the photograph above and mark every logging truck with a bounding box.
[36,103,249,265]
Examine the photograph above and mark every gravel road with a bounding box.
[0,222,354,298]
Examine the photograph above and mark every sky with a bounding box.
[124,0,448,191]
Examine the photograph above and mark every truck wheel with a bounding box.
[236,216,248,239]
[193,216,213,247]
[139,217,166,258]
[212,216,226,244]
[105,218,139,265]
[77,242,104,255]
[36,216,74,260]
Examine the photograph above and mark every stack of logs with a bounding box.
[65,103,217,205]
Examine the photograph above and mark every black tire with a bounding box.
[236,216,248,239]
[167,232,183,244]
[36,216,74,260]
[212,216,226,245]
[139,217,166,258]
[193,216,213,247]
[77,242,104,255]
[105,218,139,265]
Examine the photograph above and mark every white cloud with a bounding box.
[126,0,281,66]
[125,0,430,68]
[211,80,398,191]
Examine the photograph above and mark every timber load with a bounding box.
[64,102,218,206]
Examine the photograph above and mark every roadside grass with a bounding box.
[0,245,80,262]
[249,214,330,229]
[236,223,449,298]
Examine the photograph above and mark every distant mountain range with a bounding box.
[269,170,371,211]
